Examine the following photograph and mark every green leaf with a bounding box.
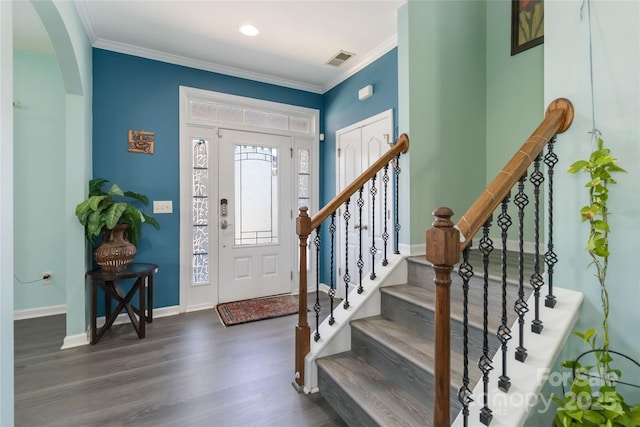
[568,160,590,173]
[123,190,149,205]
[107,183,125,197]
[88,178,108,196]
[104,203,127,229]
[142,212,160,230]
[608,164,627,173]
[582,409,606,424]
[88,195,109,211]
[592,220,609,231]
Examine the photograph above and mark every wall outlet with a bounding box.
[42,272,53,285]
[153,200,173,214]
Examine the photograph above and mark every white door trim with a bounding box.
[179,86,319,312]
[335,109,394,297]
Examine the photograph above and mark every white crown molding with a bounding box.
[322,34,398,93]
[92,38,325,94]
[74,0,397,95]
[73,0,97,44]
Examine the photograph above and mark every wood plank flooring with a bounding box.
[14,293,347,427]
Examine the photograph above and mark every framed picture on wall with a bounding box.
[511,0,544,55]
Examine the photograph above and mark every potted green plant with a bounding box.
[75,178,160,270]
[552,138,640,426]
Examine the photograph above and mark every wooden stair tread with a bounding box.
[317,352,432,426]
[382,282,526,334]
[351,316,482,390]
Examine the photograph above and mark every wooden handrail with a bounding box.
[427,98,573,426]
[310,133,409,230]
[293,133,409,390]
[456,98,574,250]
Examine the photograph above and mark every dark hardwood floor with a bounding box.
[14,293,347,427]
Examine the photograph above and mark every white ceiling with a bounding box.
[13,0,406,94]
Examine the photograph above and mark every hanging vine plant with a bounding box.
[552,137,640,426]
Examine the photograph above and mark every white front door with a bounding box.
[217,129,293,303]
[337,111,393,292]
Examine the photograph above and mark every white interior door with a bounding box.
[337,111,393,292]
[218,129,293,303]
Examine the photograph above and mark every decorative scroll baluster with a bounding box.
[343,199,351,309]
[313,226,322,342]
[530,155,545,333]
[328,213,336,326]
[544,136,558,308]
[382,164,390,266]
[497,194,513,392]
[369,175,377,280]
[357,187,365,294]
[458,246,474,427]
[478,218,494,426]
[514,174,530,362]
[393,155,401,255]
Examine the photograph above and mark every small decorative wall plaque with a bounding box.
[128,130,155,154]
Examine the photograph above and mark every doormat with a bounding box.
[215,294,300,326]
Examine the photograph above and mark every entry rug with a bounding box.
[215,294,299,326]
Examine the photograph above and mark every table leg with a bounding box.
[147,273,153,323]
[91,280,97,345]
[139,276,146,338]
[105,281,112,321]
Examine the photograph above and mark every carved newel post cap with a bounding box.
[296,206,311,236]
[426,207,460,266]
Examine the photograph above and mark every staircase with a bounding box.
[316,255,532,427]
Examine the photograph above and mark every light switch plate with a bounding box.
[153,200,173,214]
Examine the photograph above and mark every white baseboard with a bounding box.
[398,242,423,256]
[60,305,182,349]
[185,303,214,313]
[96,305,181,327]
[14,304,66,320]
[61,332,90,349]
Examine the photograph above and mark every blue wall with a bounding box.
[93,49,322,308]
[322,48,399,206]
[319,48,399,282]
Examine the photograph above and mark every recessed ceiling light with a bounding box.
[239,24,259,37]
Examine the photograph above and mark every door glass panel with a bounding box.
[297,148,310,207]
[234,145,279,246]
[192,138,209,283]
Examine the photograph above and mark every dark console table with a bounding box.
[86,263,158,344]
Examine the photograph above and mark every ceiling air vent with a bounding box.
[326,50,355,67]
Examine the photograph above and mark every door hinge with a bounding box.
[338,267,341,276]
[338,148,341,157]
[290,147,294,158]
[291,209,293,219]
[217,129,223,138]
[291,271,294,281]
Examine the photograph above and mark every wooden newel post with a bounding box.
[426,207,460,426]
[294,206,311,391]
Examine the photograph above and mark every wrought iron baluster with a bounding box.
[313,226,322,342]
[544,136,558,308]
[382,164,390,266]
[343,199,351,309]
[497,194,513,392]
[328,213,336,326]
[514,174,530,362]
[393,154,401,255]
[458,246,474,427]
[478,218,494,426]
[357,187,365,294]
[530,154,545,333]
[369,174,377,280]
